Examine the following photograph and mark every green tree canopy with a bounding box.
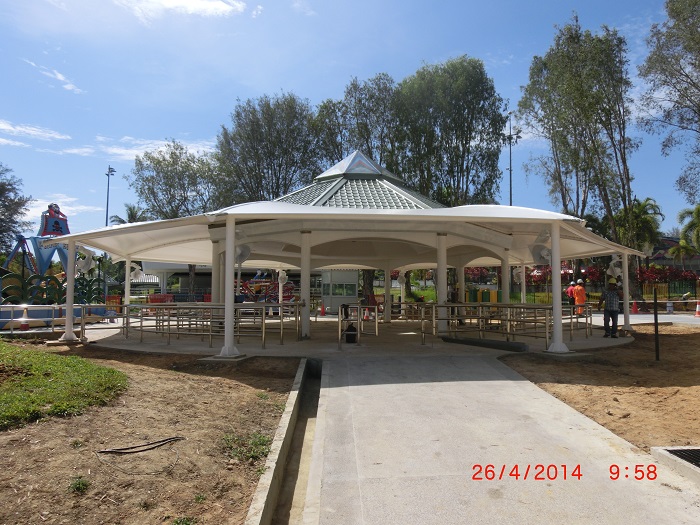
[0,163,32,253]
[518,17,638,242]
[639,0,700,203]
[110,203,152,225]
[396,56,507,206]
[128,139,226,219]
[216,92,319,202]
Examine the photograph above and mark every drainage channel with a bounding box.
[271,359,322,525]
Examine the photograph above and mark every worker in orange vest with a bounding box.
[573,279,587,316]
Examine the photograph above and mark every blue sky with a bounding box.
[0,0,685,237]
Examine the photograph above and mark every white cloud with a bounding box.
[98,136,215,161]
[113,0,246,24]
[251,4,263,18]
[23,59,84,94]
[291,0,315,16]
[0,137,31,147]
[0,119,71,141]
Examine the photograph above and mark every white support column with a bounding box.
[124,256,132,311]
[59,239,78,342]
[622,252,632,331]
[300,231,311,339]
[520,264,527,303]
[547,222,569,353]
[211,241,221,303]
[384,266,392,323]
[501,250,510,304]
[437,233,448,333]
[220,216,239,356]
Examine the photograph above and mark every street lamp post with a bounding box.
[506,113,522,207]
[105,165,115,227]
[103,166,115,302]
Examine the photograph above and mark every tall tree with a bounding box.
[343,73,399,170]
[639,0,700,202]
[128,140,224,296]
[128,140,225,219]
[216,92,319,202]
[313,98,353,166]
[396,56,507,206]
[679,203,700,247]
[615,197,664,251]
[518,17,638,241]
[0,163,32,253]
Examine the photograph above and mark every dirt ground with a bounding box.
[2,323,700,524]
[500,323,700,452]
[0,345,299,525]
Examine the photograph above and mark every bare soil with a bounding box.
[2,324,700,524]
[0,344,299,525]
[500,323,700,452]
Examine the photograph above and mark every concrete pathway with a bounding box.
[303,353,700,525]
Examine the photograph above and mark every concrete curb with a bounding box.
[245,357,308,525]
[651,446,700,488]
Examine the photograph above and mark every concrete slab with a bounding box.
[304,355,700,525]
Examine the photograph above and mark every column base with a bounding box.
[546,341,571,353]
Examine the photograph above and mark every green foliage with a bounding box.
[194,493,206,503]
[0,163,33,253]
[396,56,507,205]
[222,431,272,463]
[68,476,90,494]
[518,16,637,241]
[639,0,700,202]
[172,518,197,525]
[216,92,319,203]
[1,273,65,305]
[129,139,222,220]
[0,342,128,430]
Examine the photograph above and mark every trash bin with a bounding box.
[345,322,357,343]
[489,290,498,303]
[666,301,673,314]
[481,289,490,302]
[468,288,478,302]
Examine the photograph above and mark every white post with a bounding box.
[501,251,510,304]
[220,216,239,356]
[211,241,220,303]
[437,233,448,333]
[124,256,132,307]
[301,231,311,339]
[622,252,632,331]
[384,266,392,323]
[520,265,527,303]
[59,239,78,342]
[547,222,569,353]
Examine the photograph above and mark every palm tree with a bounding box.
[667,239,697,271]
[679,204,700,248]
[616,197,664,251]
[110,203,151,225]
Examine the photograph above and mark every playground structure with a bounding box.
[0,204,111,328]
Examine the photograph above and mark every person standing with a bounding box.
[573,279,586,316]
[597,278,623,338]
[566,281,576,305]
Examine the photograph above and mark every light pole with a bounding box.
[103,166,115,302]
[506,113,522,206]
[105,165,115,227]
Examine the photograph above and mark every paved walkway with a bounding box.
[303,353,700,524]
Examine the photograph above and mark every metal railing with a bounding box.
[417,302,593,347]
[337,304,379,347]
[124,302,302,348]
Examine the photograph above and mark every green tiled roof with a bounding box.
[275,151,444,210]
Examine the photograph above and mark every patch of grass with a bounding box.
[194,493,206,503]
[256,391,270,400]
[69,475,90,494]
[0,341,128,430]
[172,518,197,525]
[70,439,84,449]
[222,431,272,463]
